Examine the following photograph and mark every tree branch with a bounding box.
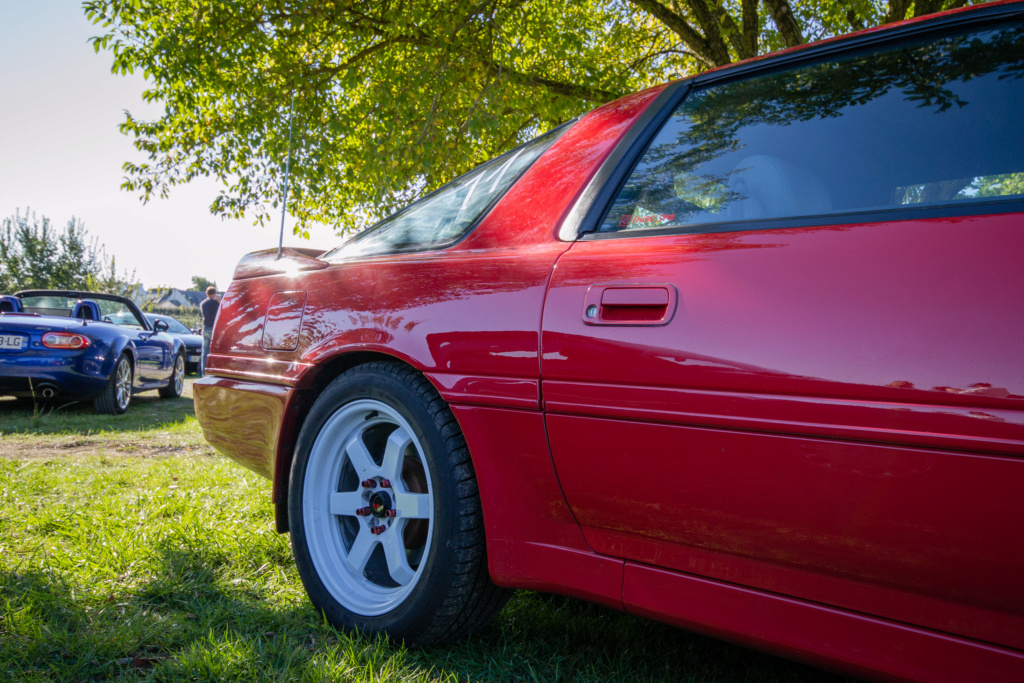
[913,0,945,18]
[763,0,804,47]
[685,0,734,65]
[717,8,746,59]
[885,0,912,24]
[627,0,718,66]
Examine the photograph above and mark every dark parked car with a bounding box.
[0,290,185,413]
[195,3,1024,681]
[144,313,203,374]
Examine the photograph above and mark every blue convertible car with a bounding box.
[0,290,185,414]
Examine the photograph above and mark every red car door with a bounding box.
[542,18,1024,651]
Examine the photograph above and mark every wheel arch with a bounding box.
[274,349,451,534]
[105,338,136,380]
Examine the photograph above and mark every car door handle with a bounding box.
[601,287,669,307]
[582,284,677,325]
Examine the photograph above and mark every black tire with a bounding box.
[94,353,132,415]
[159,353,185,399]
[288,361,509,645]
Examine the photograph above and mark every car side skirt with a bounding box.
[624,563,1024,683]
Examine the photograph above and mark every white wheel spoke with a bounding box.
[302,398,434,616]
[382,530,416,586]
[329,490,365,517]
[394,492,432,519]
[346,527,377,576]
[344,434,376,478]
[380,427,412,482]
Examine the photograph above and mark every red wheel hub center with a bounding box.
[369,491,392,518]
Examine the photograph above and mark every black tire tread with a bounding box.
[300,360,509,646]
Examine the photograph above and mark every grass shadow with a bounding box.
[0,379,198,438]
[1,542,856,682]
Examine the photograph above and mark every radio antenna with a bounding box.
[277,91,297,260]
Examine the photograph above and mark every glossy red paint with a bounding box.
[262,291,307,351]
[195,84,664,539]
[449,405,626,610]
[194,5,1024,679]
[549,416,1024,650]
[193,377,296,480]
[542,215,1024,651]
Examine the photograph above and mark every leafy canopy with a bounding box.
[190,275,216,292]
[84,0,987,237]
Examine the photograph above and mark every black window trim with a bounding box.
[561,0,1024,243]
[556,81,690,241]
[581,199,1024,242]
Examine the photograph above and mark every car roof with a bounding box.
[679,0,1024,90]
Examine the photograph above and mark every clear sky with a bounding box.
[0,1,338,291]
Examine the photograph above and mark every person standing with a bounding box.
[199,286,219,376]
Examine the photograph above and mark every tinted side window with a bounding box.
[326,125,570,260]
[598,21,1024,235]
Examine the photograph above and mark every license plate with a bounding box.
[0,334,27,350]
[188,354,201,362]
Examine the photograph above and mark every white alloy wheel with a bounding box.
[303,399,434,615]
[288,361,509,645]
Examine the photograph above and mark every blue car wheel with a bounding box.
[159,353,185,399]
[94,354,132,415]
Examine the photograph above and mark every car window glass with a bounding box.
[596,21,1024,235]
[20,296,74,317]
[147,315,190,334]
[97,300,143,328]
[324,124,571,260]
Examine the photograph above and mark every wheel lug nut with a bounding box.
[379,479,391,488]
[355,507,371,516]
[370,525,386,535]
[384,509,397,518]
[361,479,376,488]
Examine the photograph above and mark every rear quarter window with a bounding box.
[325,123,571,260]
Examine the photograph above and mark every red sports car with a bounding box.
[195,3,1024,680]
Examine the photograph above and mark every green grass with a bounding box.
[0,387,853,682]
[0,380,203,446]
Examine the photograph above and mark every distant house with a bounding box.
[124,283,148,307]
[144,288,212,313]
